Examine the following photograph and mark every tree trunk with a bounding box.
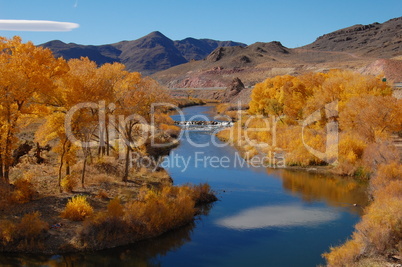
[81,155,87,189]
[58,139,67,193]
[66,162,70,176]
[4,129,12,184]
[106,127,110,156]
[123,145,130,182]
[0,154,3,180]
[4,164,10,184]
[4,165,9,184]
[88,146,93,164]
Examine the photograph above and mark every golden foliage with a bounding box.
[371,162,402,193]
[60,175,78,193]
[124,185,195,233]
[222,70,399,171]
[11,178,36,204]
[324,239,363,267]
[61,195,94,221]
[0,36,68,184]
[324,162,402,266]
[250,70,392,121]
[80,184,215,249]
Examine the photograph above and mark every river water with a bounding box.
[0,105,367,267]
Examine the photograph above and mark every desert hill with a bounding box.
[303,17,402,58]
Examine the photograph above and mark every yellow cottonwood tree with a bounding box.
[112,73,169,182]
[0,36,68,184]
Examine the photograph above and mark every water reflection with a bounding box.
[272,169,368,214]
[216,204,339,230]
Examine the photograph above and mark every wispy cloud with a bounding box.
[0,20,79,32]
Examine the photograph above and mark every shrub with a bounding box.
[15,212,48,246]
[61,195,93,221]
[186,183,218,205]
[371,161,402,192]
[107,198,124,218]
[80,210,127,249]
[124,186,196,233]
[355,195,402,255]
[325,162,402,266]
[60,175,78,192]
[11,178,36,203]
[362,142,400,171]
[80,184,216,250]
[0,212,47,250]
[324,238,363,267]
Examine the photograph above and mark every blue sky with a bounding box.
[0,0,401,47]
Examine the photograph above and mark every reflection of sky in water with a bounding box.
[216,204,339,230]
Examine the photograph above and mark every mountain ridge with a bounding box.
[152,16,402,87]
[40,32,246,75]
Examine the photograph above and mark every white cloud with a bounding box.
[0,20,79,32]
[216,204,339,230]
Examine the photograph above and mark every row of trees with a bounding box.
[0,36,170,190]
[247,70,402,170]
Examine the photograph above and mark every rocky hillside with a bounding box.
[361,59,402,82]
[40,31,245,75]
[303,17,402,58]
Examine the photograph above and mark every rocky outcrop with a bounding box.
[222,78,245,102]
[361,59,402,82]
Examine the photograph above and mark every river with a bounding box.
[0,105,368,267]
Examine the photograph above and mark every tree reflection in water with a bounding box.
[270,169,369,214]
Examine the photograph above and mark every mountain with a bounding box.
[303,17,402,58]
[174,37,247,61]
[152,17,402,88]
[40,32,246,75]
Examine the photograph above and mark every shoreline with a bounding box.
[0,169,217,255]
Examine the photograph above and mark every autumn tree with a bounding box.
[112,73,169,182]
[0,36,68,184]
[37,58,123,190]
[339,95,402,142]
